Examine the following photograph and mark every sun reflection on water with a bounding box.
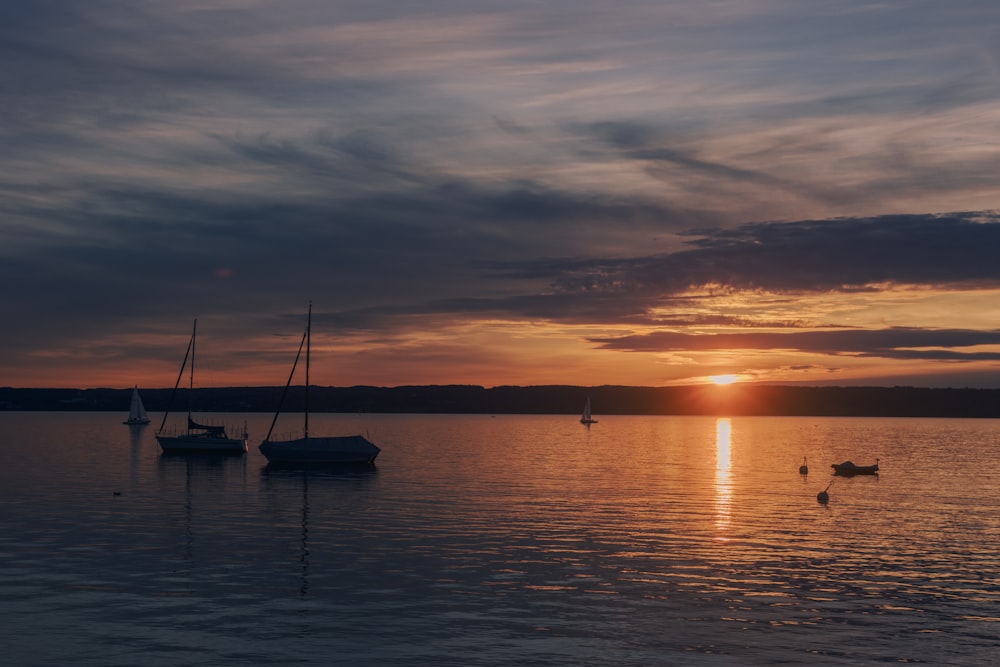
[715,418,732,537]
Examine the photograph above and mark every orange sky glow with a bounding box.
[3,3,1000,390]
[12,283,1000,390]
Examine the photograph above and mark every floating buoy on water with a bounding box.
[817,482,832,504]
[799,456,808,475]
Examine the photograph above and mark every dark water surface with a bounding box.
[1,412,998,665]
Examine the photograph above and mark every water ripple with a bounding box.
[1,413,999,664]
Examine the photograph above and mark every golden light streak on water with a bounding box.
[715,417,732,538]
[2,413,999,664]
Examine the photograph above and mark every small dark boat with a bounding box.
[831,459,879,476]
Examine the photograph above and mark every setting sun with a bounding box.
[709,374,739,385]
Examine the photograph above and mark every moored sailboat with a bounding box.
[259,303,380,465]
[155,319,248,454]
[123,385,151,425]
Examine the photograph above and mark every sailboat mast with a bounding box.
[304,302,311,438]
[158,325,194,432]
[262,325,306,443]
[188,318,197,422]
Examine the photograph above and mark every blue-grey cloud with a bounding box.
[3,0,1000,386]
[528,213,1000,297]
[589,326,1000,364]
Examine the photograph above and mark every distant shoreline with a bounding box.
[2,385,999,418]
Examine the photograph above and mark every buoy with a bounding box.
[817,481,832,504]
[799,456,808,475]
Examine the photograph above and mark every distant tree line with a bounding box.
[1,384,999,418]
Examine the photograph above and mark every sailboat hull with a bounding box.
[156,321,249,455]
[259,435,380,464]
[156,433,248,454]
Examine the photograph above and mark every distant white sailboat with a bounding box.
[580,396,598,425]
[155,319,248,454]
[123,385,150,425]
[259,303,380,465]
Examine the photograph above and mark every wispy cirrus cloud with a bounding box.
[590,327,1000,360]
[2,1,1000,387]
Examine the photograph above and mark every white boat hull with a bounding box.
[157,433,248,454]
[259,435,380,464]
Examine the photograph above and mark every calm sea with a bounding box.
[1,412,998,665]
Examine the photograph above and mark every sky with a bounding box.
[3,0,1000,389]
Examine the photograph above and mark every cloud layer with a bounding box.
[3,1,1000,387]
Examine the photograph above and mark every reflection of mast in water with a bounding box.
[155,454,245,565]
[128,424,145,449]
[715,418,732,535]
[300,471,310,597]
[184,459,193,561]
[260,465,379,598]
[129,423,145,491]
